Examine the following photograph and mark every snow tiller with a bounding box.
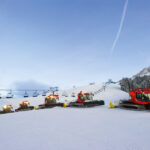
[69,91,104,107]
[38,94,63,109]
[15,101,34,112]
[0,105,14,114]
[117,88,150,110]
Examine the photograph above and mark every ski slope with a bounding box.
[0,83,129,108]
[0,83,149,150]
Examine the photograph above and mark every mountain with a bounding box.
[132,66,150,79]
[120,66,150,92]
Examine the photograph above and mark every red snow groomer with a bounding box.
[38,94,63,109]
[118,88,150,110]
[15,101,34,112]
[69,91,104,107]
[0,105,14,114]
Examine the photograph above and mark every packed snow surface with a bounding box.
[0,83,149,150]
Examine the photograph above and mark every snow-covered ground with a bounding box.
[0,83,149,150]
[0,83,129,109]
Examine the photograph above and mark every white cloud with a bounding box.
[12,80,49,90]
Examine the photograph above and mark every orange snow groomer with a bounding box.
[2,105,13,112]
[19,101,30,109]
[45,94,59,104]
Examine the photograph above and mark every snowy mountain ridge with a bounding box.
[132,66,150,78]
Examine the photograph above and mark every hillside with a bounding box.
[0,83,129,108]
[1,83,150,150]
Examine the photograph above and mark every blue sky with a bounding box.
[0,0,150,89]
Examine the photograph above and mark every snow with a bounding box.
[0,83,149,150]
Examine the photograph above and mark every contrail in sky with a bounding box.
[110,0,129,53]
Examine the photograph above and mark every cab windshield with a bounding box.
[136,93,150,102]
[79,94,93,100]
[84,94,93,100]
